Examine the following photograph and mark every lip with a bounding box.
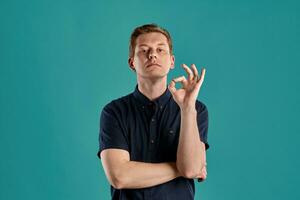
[146,63,161,68]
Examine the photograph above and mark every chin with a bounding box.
[144,72,168,79]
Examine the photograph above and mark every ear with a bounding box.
[170,55,175,69]
[128,57,135,71]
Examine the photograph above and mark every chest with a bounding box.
[125,106,181,162]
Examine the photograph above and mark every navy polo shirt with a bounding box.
[97,84,209,200]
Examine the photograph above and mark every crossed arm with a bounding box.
[100,110,207,189]
[100,149,180,189]
[100,149,206,189]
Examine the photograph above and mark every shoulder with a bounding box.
[196,99,208,112]
[101,92,134,115]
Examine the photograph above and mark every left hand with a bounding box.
[168,64,206,109]
[196,165,207,182]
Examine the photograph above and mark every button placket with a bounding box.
[149,117,156,146]
[148,102,158,159]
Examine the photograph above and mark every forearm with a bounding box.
[116,161,180,189]
[176,106,206,177]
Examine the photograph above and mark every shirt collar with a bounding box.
[133,84,171,108]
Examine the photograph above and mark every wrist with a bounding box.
[180,105,197,114]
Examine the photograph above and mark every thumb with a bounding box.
[168,80,176,95]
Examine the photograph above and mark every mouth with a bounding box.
[146,63,161,68]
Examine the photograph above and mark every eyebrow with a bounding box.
[138,43,168,47]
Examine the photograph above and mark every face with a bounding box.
[128,32,175,80]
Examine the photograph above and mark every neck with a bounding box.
[137,76,167,101]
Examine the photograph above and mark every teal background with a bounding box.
[1,0,299,199]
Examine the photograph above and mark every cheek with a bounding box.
[137,54,146,60]
[162,57,172,65]
[133,56,147,67]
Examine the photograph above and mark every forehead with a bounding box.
[135,32,169,46]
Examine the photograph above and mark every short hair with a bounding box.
[128,23,173,58]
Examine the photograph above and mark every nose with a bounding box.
[148,50,157,59]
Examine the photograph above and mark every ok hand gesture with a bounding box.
[168,64,206,110]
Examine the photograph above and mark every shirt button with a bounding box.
[151,118,155,122]
[151,139,154,144]
[160,105,163,109]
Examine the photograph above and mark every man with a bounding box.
[97,23,209,200]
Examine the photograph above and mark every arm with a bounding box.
[100,149,181,189]
[168,63,208,179]
[176,107,206,178]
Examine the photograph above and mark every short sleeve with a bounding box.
[196,101,209,150]
[97,102,129,159]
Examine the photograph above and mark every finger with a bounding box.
[168,76,187,93]
[182,64,194,81]
[197,172,205,179]
[172,76,188,86]
[203,167,207,176]
[191,64,199,81]
[199,170,207,179]
[195,68,206,90]
[196,167,206,178]
[168,79,177,94]
[198,68,206,83]
[197,170,207,182]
